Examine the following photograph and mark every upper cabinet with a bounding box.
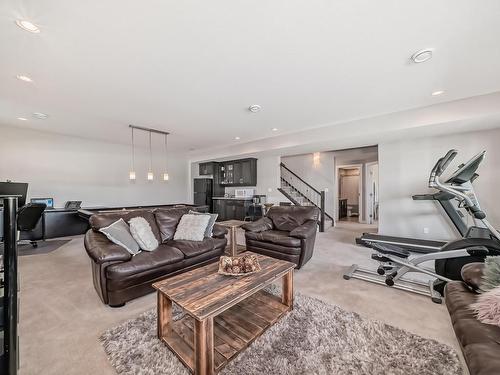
[199,162,215,176]
[218,158,257,186]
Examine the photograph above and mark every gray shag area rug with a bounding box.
[100,287,462,375]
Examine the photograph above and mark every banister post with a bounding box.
[320,191,325,232]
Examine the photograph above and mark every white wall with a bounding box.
[378,127,500,241]
[0,125,189,207]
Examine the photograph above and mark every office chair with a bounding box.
[17,203,46,248]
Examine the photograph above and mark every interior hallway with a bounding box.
[18,222,464,374]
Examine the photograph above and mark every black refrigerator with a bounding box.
[193,178,223,212]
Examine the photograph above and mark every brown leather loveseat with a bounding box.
[445,263,500,375]
[242,206,319,269]
[84,207,227,307]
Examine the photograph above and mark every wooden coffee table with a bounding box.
[152,252,295,375]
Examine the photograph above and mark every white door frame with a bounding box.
[365,161,379,225]
[335,164,363,223]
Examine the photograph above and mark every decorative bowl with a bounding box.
[218,254,261,276]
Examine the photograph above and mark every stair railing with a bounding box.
[279,163,330,231]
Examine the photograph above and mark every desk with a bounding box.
[0,208,89,241]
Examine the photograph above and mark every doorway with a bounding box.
[337,165,362,223]
[365,162,379,225]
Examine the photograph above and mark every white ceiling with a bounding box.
[2,0,500,151]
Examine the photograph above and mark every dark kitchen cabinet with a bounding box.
[213,199,252,221]
[199,162,216,176]
[218,158,257,186]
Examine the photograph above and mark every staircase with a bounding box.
[278,162,334,232]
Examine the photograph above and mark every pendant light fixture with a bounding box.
[147,131,154,181]
[129,127,136,180]
[163,133,169,181]
[128,125,170,181]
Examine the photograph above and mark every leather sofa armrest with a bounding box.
[212,224,228,239]
[242,217,273,233]
[461,262,485,291]
[290,220,317,239]
[84,230,132,264]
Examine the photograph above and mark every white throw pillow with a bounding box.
[129,217,159,251]
[173,214,211,242]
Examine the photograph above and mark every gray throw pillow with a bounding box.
[99,218,140,255]
[189,210,218,237]
[129,217,159,251]
[480,256,500,292]
[173,214,211,242]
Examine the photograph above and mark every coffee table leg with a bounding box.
[282,270,294,309]
[194,317,214,375]
[157,291,172,339]
[230,227,237,256]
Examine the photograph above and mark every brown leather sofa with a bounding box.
[84,207,227,307]
[445,263,500,375]
[242,206,319,269]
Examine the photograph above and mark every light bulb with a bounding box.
[129,171,136,180]
[163,173,169,181]
[147,172,154,180]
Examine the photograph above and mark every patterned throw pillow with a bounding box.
[470,285,500,327]
[99,219,140,255]
[480,256,500,292]
[129,217,159,251]
[173,214,211,242]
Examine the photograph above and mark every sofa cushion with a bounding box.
[246,239,302,256]
[106,244,184,279]
[246,230,301,247]
[90,210,161,243]
[168,237,225,258]
[266,206,319,231]
[154,207,190,242]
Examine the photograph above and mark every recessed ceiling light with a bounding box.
[235,136,241,140]
[411,49,433,63]
[431,90,445,96]
[272,128,278,132]
[248,105,261,113]
[15,19,40,34]
[33,112,49,119]
[17,117,28,121]
[16,75,33,82]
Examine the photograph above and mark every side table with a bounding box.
[217,220,246,256]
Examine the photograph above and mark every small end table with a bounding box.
[218,220,246,256]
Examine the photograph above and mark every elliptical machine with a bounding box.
[344,149,500,303]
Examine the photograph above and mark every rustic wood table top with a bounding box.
[153,252,295,321]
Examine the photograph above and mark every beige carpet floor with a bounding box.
[18,222,465,375]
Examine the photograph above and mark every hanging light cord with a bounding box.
[149,131,153,171]
[164,134,168,171]
[131,128,135,171]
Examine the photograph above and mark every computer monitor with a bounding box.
[31,198,54,209]
[0,182,28,207]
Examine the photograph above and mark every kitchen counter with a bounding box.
[212,196,254,200]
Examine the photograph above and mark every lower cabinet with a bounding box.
[213,199,251,221]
